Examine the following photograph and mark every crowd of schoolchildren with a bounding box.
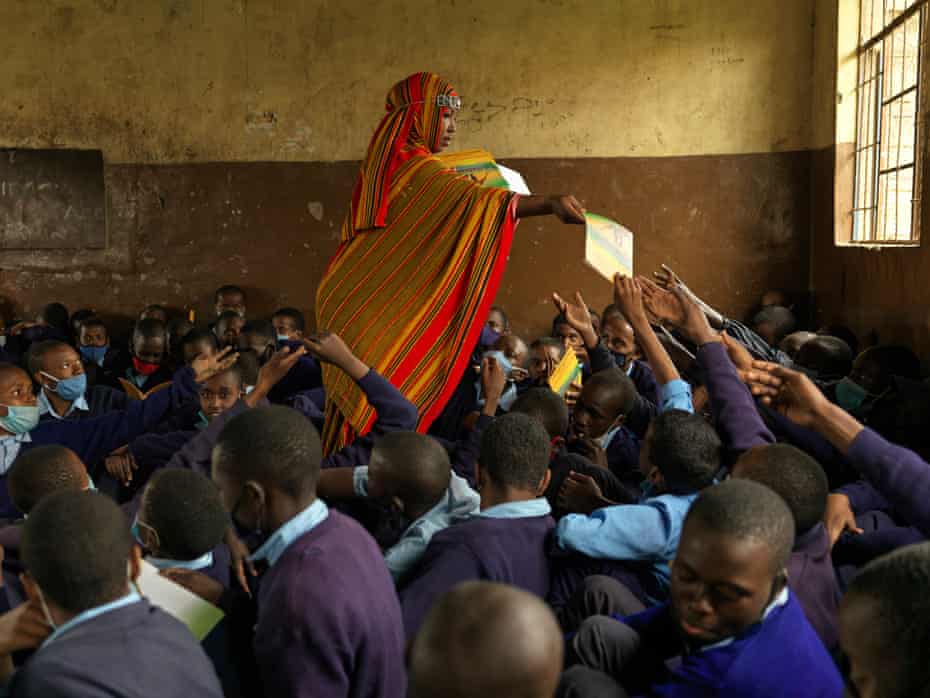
[0,271,928,698]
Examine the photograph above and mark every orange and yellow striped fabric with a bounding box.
[316,72,519,453]
[317,149,517,452]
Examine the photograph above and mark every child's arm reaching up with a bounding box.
[304,332,419,469]
[614,275,692,414]
[750,361,930,538]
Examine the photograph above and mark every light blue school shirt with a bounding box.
[556,491,699,595]
[37,390,89,420]
[249,498,329,568]
[478,497,552,519]
[353,466,481,582]
[42,590,142,648]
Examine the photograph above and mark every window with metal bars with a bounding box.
[852,0,924,244]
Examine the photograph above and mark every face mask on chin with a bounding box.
[132,357,160,377]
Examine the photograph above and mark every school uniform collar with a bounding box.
[478,497,551,519]
[126,368,148,388]
[145,551,214,572]
[0,432,32,476]
[37,390,89,419]
[695,586,791,653]
[42,590,142,648]
[596,425,622,450]
[249,498,329,568]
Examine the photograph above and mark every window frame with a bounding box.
[849,0,926,246]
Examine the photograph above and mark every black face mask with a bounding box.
[610,350,629,370]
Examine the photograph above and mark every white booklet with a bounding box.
[584,213,634,282]
[136,560,225,641]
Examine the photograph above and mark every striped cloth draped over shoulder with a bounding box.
[316,150,517,452]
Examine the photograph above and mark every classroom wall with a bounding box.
[810,0,930,353]
[0,0,818,340]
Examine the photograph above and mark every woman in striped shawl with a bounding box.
[316,71,584,452]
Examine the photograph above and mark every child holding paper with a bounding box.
[2,490,224,697]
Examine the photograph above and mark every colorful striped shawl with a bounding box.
[316,150,517,452]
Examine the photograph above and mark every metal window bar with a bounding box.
[852,1,923,243]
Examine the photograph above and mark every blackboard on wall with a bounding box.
[0,149,106,250]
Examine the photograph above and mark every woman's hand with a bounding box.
[548,195,586,224]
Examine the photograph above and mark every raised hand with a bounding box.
[720,331,754,372]
[191,346,238,384]
[653,263,684,291]
[638,276,687,326]
[305,332,368,381]
[612,275,648,327]
[256,345,307,390]
[549,195,586,224]
[481,356,508,406]
[669,285,717,345]
[552,291,597,348]
[751,362,830,428]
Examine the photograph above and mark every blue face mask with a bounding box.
[196,410,210,430]
[276,335,291,344]
[0,404,40,435]
[41,372,87,402]
[479,325,501,349]
[482,350,514,377]
[79,345,108,366]
[835,377,870,413]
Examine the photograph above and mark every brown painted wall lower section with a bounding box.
[811,145,930,353]
[0,152,811,341]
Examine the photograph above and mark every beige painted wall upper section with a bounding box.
[2,0,817,163]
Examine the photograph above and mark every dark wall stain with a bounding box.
[0,153,812,342]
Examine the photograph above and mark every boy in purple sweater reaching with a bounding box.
[559,479,842,698]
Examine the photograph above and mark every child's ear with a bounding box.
[536,468,552,496]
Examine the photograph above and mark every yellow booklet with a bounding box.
[548,347,582,396]
[118,379,172,401]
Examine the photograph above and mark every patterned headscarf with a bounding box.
[352,72,458,232]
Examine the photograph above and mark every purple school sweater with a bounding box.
[697,341,775,455]
[845,427,930,538]
[621,594,843,697]
[254,510,405,698]
[398,513,555,638]
[8,600,223,698]
[788,523,840,649]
